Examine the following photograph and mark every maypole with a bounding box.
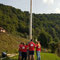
[30,0,32,40]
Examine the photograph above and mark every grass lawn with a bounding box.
[41,53,60,60]
[2,52,60,60]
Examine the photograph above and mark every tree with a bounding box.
[38,30,52,48]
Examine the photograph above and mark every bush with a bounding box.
[57,42,60,57]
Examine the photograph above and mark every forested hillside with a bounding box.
[0,4,60,53]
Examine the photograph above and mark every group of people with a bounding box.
[18,39,41,60]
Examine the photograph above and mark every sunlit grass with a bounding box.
[41,53,60,60]
[3,52,60,60]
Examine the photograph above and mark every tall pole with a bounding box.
[30,0,32,40]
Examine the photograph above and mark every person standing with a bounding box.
[19,42,23,60]
[35,41,41,60]
[21,43,28,60]
[28,39,35,60]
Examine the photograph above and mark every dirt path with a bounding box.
[7,53,18,57]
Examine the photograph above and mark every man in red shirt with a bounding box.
[21,43,28,60]
[28,39,35,60]
[19,42,23,60]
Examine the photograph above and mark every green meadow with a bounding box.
[2,52,60,60]
[41,53,60,60]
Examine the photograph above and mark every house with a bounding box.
[0,27,6,33]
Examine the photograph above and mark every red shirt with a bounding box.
[21,45,28,52]
[28,41,35,51]
[19,44,23,51]
[35,44,41,51]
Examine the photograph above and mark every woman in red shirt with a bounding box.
[35,41,41,60]
[21,43,28,60]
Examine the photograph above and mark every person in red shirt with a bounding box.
[28,39,35,60]
[19,42,23,60]
[35,41,41,60]
[21,43,28,60]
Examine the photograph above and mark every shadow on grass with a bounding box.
[0,56,11,60]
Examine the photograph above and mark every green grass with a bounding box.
[0,33,29,54]
[2,52,60,60]
[41,53,60,60]
[12,53,60,60]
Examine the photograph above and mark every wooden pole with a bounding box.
[30,0,32,40]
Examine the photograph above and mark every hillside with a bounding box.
[0,4,60,53]
[0,33,29,54]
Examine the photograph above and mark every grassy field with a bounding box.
[41,53,60,60]
[0,33,29,54]
[2,52,60,60]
